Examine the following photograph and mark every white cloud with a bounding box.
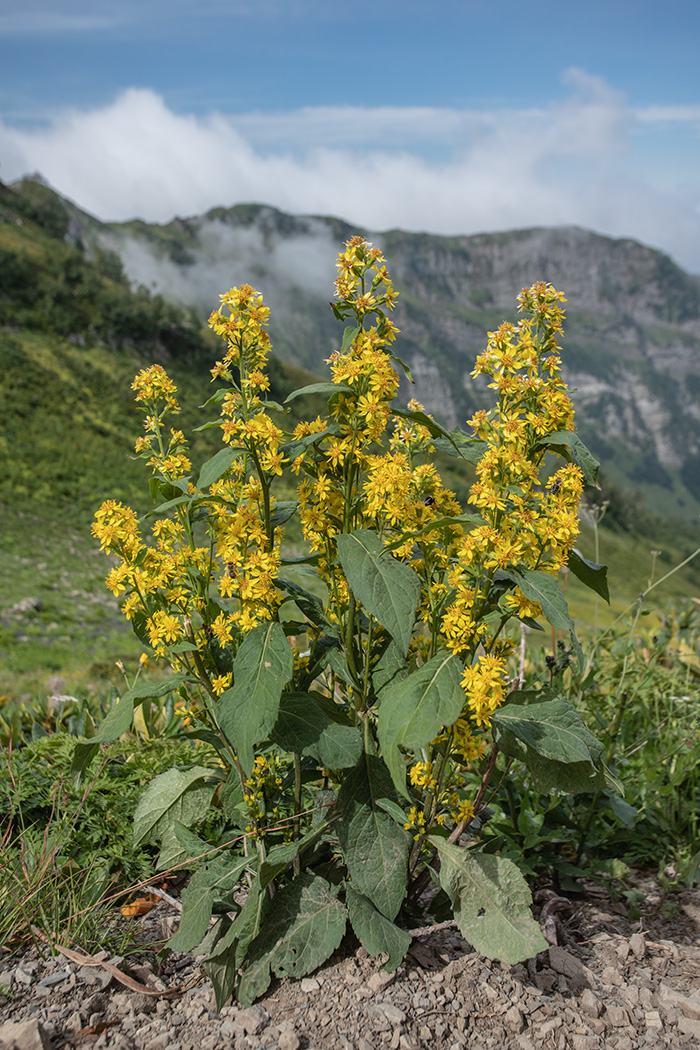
[1,71,700,272]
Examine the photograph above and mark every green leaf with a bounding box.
[71,696,134,782]
[372,639,407,695]
[274,577,335,630]
[506,568,574,632]
[285,382,353,404]
[237,874,347,1006]
[491,697,610,794]
[375,797,408,826]
[386,348,414,383]
[430,839,548,964]
[336,529,420,656]
[167,853,249,953]
[340,325,360,353]
[377,651,464,798]
[271,691,362,769]
[280,424,341,459]
[338,757,411,920]
[568,549,610,604]
[196,446,245,491]
[142,494,192,518]
[157,821,213,871]
[431,437,484,464]
[218,621,293,775]
[133,766,220,846]
[492,697,604,765]
[392,410,484,462]
[204,876,267,1009]
[72,676,189,781]
[270,500,298,529]
[346,885,411,971]
[535,430,600,487]
[259,822,330,889]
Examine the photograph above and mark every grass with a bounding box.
[0,504,144,700]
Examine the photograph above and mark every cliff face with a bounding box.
[68,199,700,519]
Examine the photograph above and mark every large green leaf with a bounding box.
[346,885,411,972]
[492,697,610,794]
[337,757,411,920]
[567,549,610,604]
[236,874,347,1006]
[167,853,249,953]
[336,529,420,656]
[133,766,220,846]
[196,447,245,491]
[271,691,362,769]
[535,430,600,487]
[430,839,548,964]
[377,651,464,798]
[492,697,603,765]
[218,621,293,775]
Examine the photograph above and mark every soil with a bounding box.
[2,873,700,1050]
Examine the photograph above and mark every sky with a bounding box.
[1,0,700,271]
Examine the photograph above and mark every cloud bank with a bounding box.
[2,68,699,272]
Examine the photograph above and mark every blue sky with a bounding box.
[1,0,700,270]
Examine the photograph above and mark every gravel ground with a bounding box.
[2,874,699,1050]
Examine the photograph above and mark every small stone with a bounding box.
[237,1005,269,1035]
[629,933,646,959]
[571,1037,599,1050]
[548,947,594,991]
[580,989,603,1018]
[679,1016,700,1039]
[78,965,112,990]
[0,1019,51,1050]
[600,965,623,986]
[37,969,70,988]
[605,1004,631,1027]
[300,977,320,993]
[505,1006,525,1033]
[129,994,156,1015]
[377,1003,406,1025]
[368,971,396,994]
[13,969,34,986]
[645,1011,663,1030]
[278,1032,301,1050]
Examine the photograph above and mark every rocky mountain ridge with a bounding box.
[10,179,700,519]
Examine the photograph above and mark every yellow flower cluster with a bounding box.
[131,366,192,482]
[435,282,584,731]
[243,754,285,836]
[206,284,285,631]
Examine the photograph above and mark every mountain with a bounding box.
[4,176,700,520]
[86,200,700,521]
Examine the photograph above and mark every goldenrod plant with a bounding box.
[80,238,613,1005]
